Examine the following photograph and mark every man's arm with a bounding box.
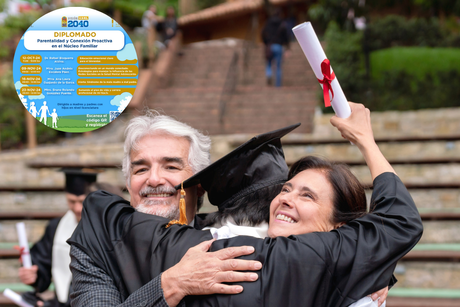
[71,242,261,307]
[70,245,175,307]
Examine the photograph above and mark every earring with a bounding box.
[166,182,188,228]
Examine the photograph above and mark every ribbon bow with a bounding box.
[13,245,29,264]
[317,59,335,107]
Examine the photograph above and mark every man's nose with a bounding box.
[147,167,167,187]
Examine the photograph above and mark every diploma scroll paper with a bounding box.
[3,289,34,307]
[16,222,32,268]
[292,22,351,119]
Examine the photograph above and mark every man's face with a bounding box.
[66,193,87,222]
[127,133,200,223]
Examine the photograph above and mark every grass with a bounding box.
[370,47,460,80]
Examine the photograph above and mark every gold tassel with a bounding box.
[166,182,188,228]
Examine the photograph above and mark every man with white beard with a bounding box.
[70,111,262,307]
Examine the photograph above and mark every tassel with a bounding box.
[166,182,188,228]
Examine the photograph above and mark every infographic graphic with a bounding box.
[13,7,138,132]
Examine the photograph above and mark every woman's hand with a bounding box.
[330,102,375,150]
[371,286,388,307]
[330,102,396,180]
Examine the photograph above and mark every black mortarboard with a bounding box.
[60,168,100,196]
[175,123,300,211]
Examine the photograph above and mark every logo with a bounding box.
[62,16,67,27]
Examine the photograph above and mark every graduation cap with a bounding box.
[60,168,101,196]
[175,123,301,211]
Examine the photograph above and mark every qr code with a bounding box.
[110,111,121,122]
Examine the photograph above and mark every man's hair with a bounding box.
[202,183,283,227]
[122,110,211,208]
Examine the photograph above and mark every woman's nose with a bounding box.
[279,194,294,208]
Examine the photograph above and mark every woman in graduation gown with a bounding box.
[69,102,423,307]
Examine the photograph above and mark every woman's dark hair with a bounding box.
[202,183,283,227]
[288,156,367,225]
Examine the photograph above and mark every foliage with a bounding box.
[91,0,179,29]
[308,0,366,31]
[0,10,42,60]
[365,15,445,50]
[371,47,460,80]
[196,0,225,10]
[368,69,460,111]
[324,21,366,108]
[0,69,58,150]
[323,20,460,112]
[3,10,41,31]
[0,25,13,58]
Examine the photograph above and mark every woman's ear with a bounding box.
[334,222,345,230]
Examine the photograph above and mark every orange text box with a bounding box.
[77,65,138,77]
[77,88,136,96]
[20,65,42,74]
[77,79,137,86]
[77,56,137,64]
[20,76,42,85]
[20,87,42,96]
[20,55,42,64]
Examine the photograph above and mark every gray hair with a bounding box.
[122,110,211,187]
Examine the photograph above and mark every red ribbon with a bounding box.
[317,59,335,107]
[14,245,29,264]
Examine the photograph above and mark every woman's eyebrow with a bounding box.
[300,186,318,199]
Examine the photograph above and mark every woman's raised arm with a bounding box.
[330,102,396,180]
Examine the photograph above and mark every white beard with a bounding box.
[135,199,180,220]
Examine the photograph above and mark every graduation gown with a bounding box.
[68,173,423,307]
[29,217,73,307]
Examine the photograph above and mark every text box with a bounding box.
[20,65,42,74]
[20,76,42,85]
[77,88,136,96]
[77,56,137,64]
[20,87,42,95]
[77,65,138,77]
[77,79,137,85]
[20,55,42,63]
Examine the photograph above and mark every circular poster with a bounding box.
[13,7,138,132]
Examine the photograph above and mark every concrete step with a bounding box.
[349,163,460,186]
[393,261,460,289]
[283,140,460,165]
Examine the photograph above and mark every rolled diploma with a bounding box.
[3,289,34,307]
[16,222,32,268]
[292,22,351,118]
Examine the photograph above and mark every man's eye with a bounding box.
[166,165,180,170]
[301,193,313,199]
[281,187,290,193]
[134,168,147,174]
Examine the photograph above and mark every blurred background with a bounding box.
[0,0,459,306]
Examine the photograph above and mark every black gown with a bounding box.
[68,173,423,307]
[27,218,71,307]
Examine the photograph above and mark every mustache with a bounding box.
[139,185,177,197]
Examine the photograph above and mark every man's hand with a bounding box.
[161,239,262,307]
[371,286,389,307]
[18,265,38,285]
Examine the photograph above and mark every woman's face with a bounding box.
[267,169,336,238]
